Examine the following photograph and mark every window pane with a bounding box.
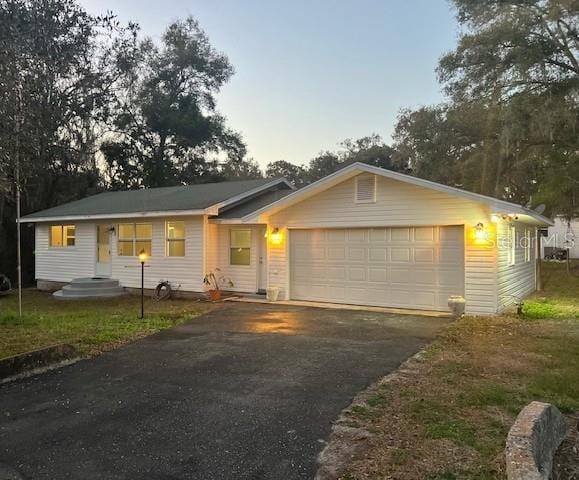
[118,240,134,256]
[167,221,185,239]
[167,239,185,257]
[230,247,250,265]
[50,226,63,247]
[118,224,134,240]
[231,229,251,248]
[135,240,152,257]
[64,225,76,246]
[135,223,152,239]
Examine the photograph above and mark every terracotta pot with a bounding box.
[209,289,221,302]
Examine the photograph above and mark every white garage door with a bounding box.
[290,226,464,311]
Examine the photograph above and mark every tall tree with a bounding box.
[0,0,135,283]
[266,160,307,187]
[395,0,578,215]
[101,17,246,188]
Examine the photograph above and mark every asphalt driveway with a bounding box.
[0,303,449,480]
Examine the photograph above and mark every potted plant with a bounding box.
[203,268,234,301]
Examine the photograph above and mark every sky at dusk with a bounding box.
[80,0,459,168]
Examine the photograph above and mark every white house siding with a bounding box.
[205,223,261,293]
[35,222,95,282]
[109,216,205,291]
[36,216,206,292]
[265,174,498,314]
[497,221,536,311]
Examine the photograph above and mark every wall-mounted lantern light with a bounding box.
[269,227,283,245]
[473,222,490,244]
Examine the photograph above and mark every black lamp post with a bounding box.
[138,249,147,319]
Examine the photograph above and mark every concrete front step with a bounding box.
[69,278,121,289]
[53,278,126,299]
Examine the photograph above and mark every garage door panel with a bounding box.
[369,248,387,262]
[348,267,367,281]
[328,247,345,260]
[414,248,435,263]
[415,227,435,241]
[391,248,412,262]
[391,228,411,241]
[290,226,464,311]
[348,247,367,261]
[369,228,387,242]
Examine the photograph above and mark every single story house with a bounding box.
[21,163,552,314]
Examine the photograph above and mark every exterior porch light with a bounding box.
[138,249,147,319]
[269,227,283,245]
[473,222,489,243]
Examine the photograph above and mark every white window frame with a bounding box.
[230,228,251,266]
[524,230,532,263]
[49,225,76,248]
[507,225,516,266]
[165,221,186,257]
[117,223,152,257]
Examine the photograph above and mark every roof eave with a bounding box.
[20,208,212,223]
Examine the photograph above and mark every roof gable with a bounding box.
[243,163,552,226]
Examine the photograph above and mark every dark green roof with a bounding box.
[218,186,294,219]
[23,178,285,220]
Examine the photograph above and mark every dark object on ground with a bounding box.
[0,303,448,480]
[153,281,172,300]
[0,344,77,380]
[544,247,568,261]
[0,274,11,294]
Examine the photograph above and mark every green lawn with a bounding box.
[342,261,579,480]
[0,289,211,359]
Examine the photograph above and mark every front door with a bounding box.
[257,227,268,293]
[95,224,112,277]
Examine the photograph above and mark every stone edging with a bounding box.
[314,348,428,480]
[506,401,569,480]
[0,344,78,382]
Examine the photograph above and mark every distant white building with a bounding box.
[541,216,579,259]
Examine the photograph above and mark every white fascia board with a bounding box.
[20,209,210,223]
[208,218,266,225]
[243,162,553,226]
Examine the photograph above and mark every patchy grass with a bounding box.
[342,262,579,479]
[0,289,211,359]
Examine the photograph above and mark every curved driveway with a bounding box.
[0,303,449,480]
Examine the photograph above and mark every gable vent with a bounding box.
[355,175,376,203]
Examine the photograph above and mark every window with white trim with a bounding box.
[118,223,152,257]
[507,225,516,266]
[166,221,185,257]
[230,229,251,265]
[524,230,532,263]
[50,225,76,247]
[355,175,376,203]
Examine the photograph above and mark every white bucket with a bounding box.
[266,287,280,302]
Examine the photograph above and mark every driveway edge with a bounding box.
[314,348,428,480]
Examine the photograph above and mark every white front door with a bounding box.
[289,226,465,311]
[257,227,268,293]
[95,224,112,277]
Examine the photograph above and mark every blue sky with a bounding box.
[80,0,458,167]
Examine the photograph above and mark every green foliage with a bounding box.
[394,0,578,214]
[266,133,406,187]
[102,17,247,188]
